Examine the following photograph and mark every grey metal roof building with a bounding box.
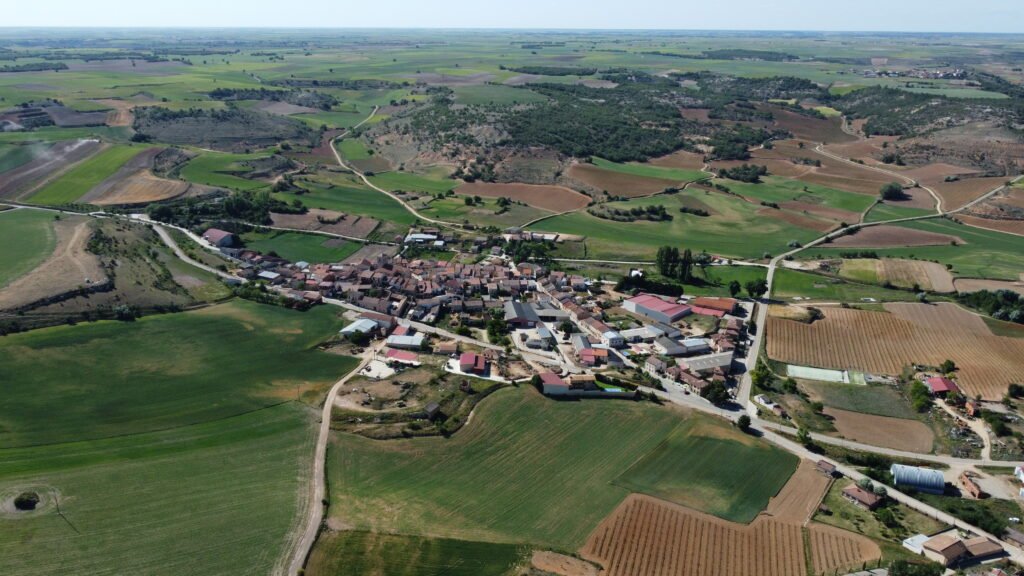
[890,464,946,495]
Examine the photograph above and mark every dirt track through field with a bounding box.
[768,303,1024,399]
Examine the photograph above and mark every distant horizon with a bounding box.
[1,0,1020,34]
[0,26,1022,35]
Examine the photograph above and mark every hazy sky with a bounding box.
[3,0,1022,33]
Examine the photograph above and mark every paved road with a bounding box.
[151,224,245,283]
[285,343,383,576]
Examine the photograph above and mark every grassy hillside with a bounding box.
[0,209,57,288]
[0,300,357,447]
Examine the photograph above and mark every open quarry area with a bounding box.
[2,21,1024,576]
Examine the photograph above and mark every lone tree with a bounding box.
[737,414,751,432]
[13,491,39,511]
[880,182,907,201]
[728,280,742,298]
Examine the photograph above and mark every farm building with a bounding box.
[385,334,425,350]
[620,325,664,343]
[816,460,837,477]
[959,472,984,499]
[202,228,238,248]
[921,533,1003,567]
[690,297,738,315]
[653,336,686,357]
[385,349,420,366]
[359,312,397,334]
[339,318,379,337]
[890,464,946,495]
[623,294,691,323]
[679,352,735,376]
[434,341,458,355]
[504,301,540,328]
[926,376,961,396]
[842,485,883,511]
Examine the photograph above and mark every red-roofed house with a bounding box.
[459,352,487,375]
[385,349,420,366]
[623,293,691,323]
[926,376,960,396]
[539,372,569,395]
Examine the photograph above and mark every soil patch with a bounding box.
[531,551,599,576]
[455,182,589,212]
[649,150,705,170]
[928,176,1009,211]
[829,225,963,248]
[758,207,835,233]
[956,215,1024,236]
[825,407,934,453]
[955,278,1024,296]
[768,106,856,144]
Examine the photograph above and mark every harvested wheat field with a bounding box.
[829,225,963,248]
[0,217,107,311]
[767,303,1024,399]
[956,215,1024,236]
[955,278,1024,296]
[568,164,679,198]
[455,182,590,212]
[824,408,934,453]
[780,201,860,223]
[270,208,380,239]
[581,462,878,576]
[877,259,955,292]
[927,176,1009,211]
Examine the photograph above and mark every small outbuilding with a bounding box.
[890,464,946,495]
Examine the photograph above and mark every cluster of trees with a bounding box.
[908,379,933,412]
[833,86,1022,137]
[880,151,906,166]
[654,246,713,283]
[589,204,672,222]
[707,126,774,161]
[147,191,304,228]
[207,87,338,110]
[838,250,880,259]
[0,62,68,73]
[879,182,908,201]
[505,240,553,266]
[957,289,1024,323]
[500,65,599,76]
[717,163,768,183]
[678,206,710,217]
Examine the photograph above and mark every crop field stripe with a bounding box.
[0,208,57,288]
[28,145,147,205]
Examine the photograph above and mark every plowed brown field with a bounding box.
[455,182,590,212]
[824,408,934,453]
[581,462,879,576]
[767,303,1024,399]
[829,225,962,248]
[928,176,1009,211]
[957,215,1024,236]
[768,107,856,144]
[568,164,679,198]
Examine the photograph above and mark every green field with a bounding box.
[534,188,823,260]
[369,169,458,195]
[28,145,146,205]
[773,269,924,302]
[179,151,274,191]
[802,382,918,419]
[280,181,417,229]
[0,402,316,576]
[0,300,358,447]
[420,196,549,228]
[863,201,936,222]
[241,230,363,263]
[613,416,798,523]
[327,387,682,550]
[0,209,57,288]
[591,156,708,184]
[727,176,876,215]
[644,265,768,298]
[806,219,1024,280]
[307,531,527,576]
[337,138,374,160]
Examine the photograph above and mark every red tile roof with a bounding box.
[691,297,737,313]
[385,349,419,363]
[626,294,691,318]
[539,372,565,386]
[926,376,960,394]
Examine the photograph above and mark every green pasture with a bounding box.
[727,176,876,215]
[802,382,918,420]
[327,387,682,550]
[420,196,549,228]
[179,151,275,192]
[369,169,458,195]
[591,157,708,184]
[613,416,798,523]
[0,300,358,448]
[28,145,146,205]
[0,143,39,173]
[772,269,923,302]
[241,230,362,263]
[863,202,936,222]
[0,403,315,576]
[0,209,57,288]
[280,180,417,228]
[307,531,527,576]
